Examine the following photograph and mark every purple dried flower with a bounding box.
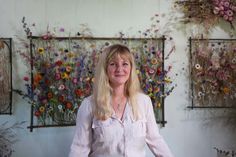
[59,28,65,32]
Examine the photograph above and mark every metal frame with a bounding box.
[0,38,12,115]
[188,37,236,109]
[27,36,167,131]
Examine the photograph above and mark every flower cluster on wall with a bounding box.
[0,38,12,114]
[0,122,25,157]
[16,16,176,127]
[190,38,236,107]
[214,147,236,157]
[18,37,175,126]
[175,0,236,34]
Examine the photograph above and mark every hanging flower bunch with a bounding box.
[213,0,236,23]
[175,0,236,31]
[191,39,236,107]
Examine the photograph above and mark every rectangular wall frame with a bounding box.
[26,36,167,131]
[189,37,236,108]
[0,38,12,114]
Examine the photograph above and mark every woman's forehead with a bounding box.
[109,54,129,61]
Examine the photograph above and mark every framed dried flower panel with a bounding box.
[0,38,12,114]
[189,37,236,108]
[21,36,173,131]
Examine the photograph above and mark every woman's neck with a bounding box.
[112,85,126,98]
[111,85,127,120]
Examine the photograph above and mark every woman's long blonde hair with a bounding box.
[93,44,141,120]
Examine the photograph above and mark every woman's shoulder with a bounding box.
[81,95,94,104]
[136,92,152,102]
[136,92,152,109]
[135,92,153,120]
[79,95,94,112]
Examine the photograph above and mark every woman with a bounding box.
[69,44,174,157]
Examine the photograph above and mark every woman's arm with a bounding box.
[69,97,93,157]
[145,96,174,157]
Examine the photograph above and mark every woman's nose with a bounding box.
[115,64,122,72]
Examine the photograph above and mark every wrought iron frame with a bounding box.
[0,38,12,115]
[27,36,167,131]
[188,37,236,109]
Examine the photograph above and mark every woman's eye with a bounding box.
[123,62,129,66]
[109,63,115,66]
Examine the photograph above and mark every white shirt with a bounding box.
[69,93,174,157]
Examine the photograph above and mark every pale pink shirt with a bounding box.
[69,93,174,157]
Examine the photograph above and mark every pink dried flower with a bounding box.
[42,99,48,104]
[231,6,236,12]
[216,70,229,81]
[226,10,233,17]
[72,78,78,84]
[223,14,229,20]
[220,10,225,16]
[213,7,220,14]
[228,16,233,21]
[58,84,65,90]
[23,76,29,81]
[219,5,224,11]
[55,73,61,80]
[223,1,230,7]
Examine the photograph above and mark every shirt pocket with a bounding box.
[92,118,114,142]
[131,119,147,138]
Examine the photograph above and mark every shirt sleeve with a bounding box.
[145,96,174,157]
[69,97,93,157]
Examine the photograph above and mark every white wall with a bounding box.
[0,0,236,157]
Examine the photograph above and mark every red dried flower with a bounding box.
[58,95,65,102]
[65,102,73,109]
[55,60,63,66]
[34,111,41,117]
[75,89,83,97]
[47,92,53,99]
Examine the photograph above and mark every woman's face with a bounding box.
[107,54,131,88]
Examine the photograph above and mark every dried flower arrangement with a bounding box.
[15,15,176,126]
[175,0,236,34]
[190,38,236,107]
[0,121,25,157]
[0,38,12,114]
[214,147,236,157]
